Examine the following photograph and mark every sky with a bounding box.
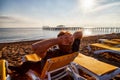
[0,0,120,28]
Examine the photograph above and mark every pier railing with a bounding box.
[43,27,120,33]
[42,27,83,30]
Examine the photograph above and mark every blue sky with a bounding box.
[0,0,120,27]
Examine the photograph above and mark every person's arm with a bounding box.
[73,30,83,39]
[32,33,73,58]
[72,31,83,52]
[32,38,60,58]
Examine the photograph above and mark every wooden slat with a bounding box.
[73,53,118,76]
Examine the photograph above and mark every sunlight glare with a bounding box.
[80,0,96,12]
[83,29,92,36]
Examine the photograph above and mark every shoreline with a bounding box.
[0,33,119,50]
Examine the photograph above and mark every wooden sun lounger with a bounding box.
[72,53,120,80]
[88,43,120,55]
[99,39,120,45]
[0,60,10,80]
[90,43,120,50]
[0,60,6,80]
[26,52,85,80]
[112,39,120,42]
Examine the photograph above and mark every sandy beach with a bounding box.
[0,33,120,80]
[0,39,43,66]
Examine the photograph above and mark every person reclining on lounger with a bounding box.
[8,30,83,75]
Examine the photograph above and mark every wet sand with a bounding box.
[0,34,120,80]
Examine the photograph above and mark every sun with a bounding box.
[79,0,96,12]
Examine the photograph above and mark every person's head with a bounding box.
[57,30,74,45]
[73,30,83,39]
[57,30,74,53]
[57,30,67,37]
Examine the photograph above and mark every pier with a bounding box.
[42,26,120,34]
[42,25,83,30]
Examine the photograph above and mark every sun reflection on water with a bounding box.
[83,29,92,36]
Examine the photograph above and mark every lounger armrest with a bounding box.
[23,53,41,62]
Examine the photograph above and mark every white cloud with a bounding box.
[89,2,120,13]
[0,14,43,28]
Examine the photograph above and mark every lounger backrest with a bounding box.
[40,52,78,79]
[0,60,6,80]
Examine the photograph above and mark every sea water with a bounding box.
[0,28,119,43]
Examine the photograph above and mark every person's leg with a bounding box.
[8,61,37,75]
[31,60,45,74]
